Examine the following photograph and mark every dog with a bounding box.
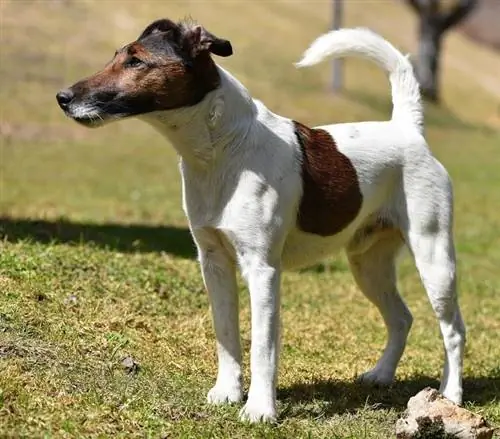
[56,18,466,422]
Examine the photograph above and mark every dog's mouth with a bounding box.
[71,114,107,128]
[62,111,112,128]
[63,105,127,128]
[57,87,136,128]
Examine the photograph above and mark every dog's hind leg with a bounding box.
[347,230,412,385]
[404,212,465,405]
[402,161,465,405]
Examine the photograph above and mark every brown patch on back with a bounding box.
[294,121,363,236]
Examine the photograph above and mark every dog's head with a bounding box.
[56,19,232,127]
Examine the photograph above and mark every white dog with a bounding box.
[56,19,465,422]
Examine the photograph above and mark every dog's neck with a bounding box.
[140,66,257,168]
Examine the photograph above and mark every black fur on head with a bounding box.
[138,18,233,61]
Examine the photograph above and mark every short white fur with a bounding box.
[139,28,465,423]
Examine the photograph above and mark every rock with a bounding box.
[121,355,140,375]
[64,294,78,306]
[396,387,494,439]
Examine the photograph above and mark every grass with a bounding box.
[1,0,499,437]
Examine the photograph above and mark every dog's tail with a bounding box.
[296,28,423,133]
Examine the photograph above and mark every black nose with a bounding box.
[56,89,74,109]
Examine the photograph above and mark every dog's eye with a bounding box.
[125,56,145,68]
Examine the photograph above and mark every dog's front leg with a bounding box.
[195,230,243,405]
[239,258,281,423]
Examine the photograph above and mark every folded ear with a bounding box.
[183,25,233,58]
[138,19,180,40]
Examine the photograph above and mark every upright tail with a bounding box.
[296,28,423,133]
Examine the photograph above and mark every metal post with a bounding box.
[332,0,344,93]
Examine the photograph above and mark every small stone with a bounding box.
[121,355,140,375]
[64,294,78,306]
[396,387,494,439]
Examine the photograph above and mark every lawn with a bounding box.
[1,1,499,438]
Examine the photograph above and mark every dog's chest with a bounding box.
[180,167,227,227]
[180,157,259,230]
[294,121,363,237]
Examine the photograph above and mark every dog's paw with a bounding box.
[207,383,243,405]
[239,400,277,423]
[440,384,463,406]
[358,367,394,386]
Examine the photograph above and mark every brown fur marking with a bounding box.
[74,42,220,112]
[294,121,363,236]
[66,19,230,118]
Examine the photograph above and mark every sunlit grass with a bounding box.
[1,1,499,437]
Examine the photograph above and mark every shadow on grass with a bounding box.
[346,89,495,134]
[0,217,196,259]
[279,373,500,418]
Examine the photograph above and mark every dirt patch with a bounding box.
[0,338,58,364]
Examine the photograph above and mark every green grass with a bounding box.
[1,1,499,437]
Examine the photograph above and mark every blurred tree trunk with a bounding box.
[407,0,477,102]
